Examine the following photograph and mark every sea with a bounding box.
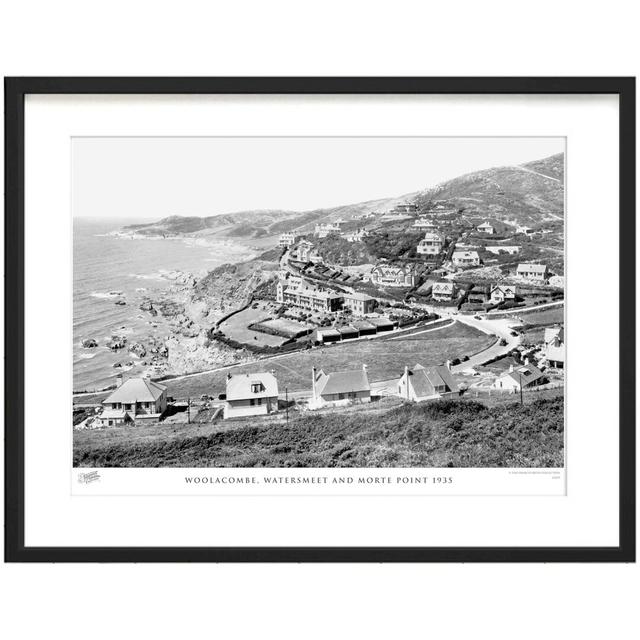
[73,218,254,392]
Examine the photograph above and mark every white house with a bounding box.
[544,325,564,345]
[98,376,168,427]
[417,232,444,256]
[310,365,371,408]
[396,364,459,402]
[477,221,495,234]
[413,218,437,230]
[370,264,416,287]
[315,221,343,237]
[492,363,545,392]
[516,263,549,282]
[291,240,323,263]
[452,250,480,268]
[279,232,297,247]
[543,325,565,368]
[432,281,456,302]
[343,228,368,242]
[224,372,279,419]
[490,284,516,303]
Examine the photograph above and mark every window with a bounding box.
[250,398,255,406]
[251,383,263,393]
[257,398,262,405]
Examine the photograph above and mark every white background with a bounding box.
[1,1,638,639]
[27,95,604,547]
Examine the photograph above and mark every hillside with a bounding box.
[118,152,564,238]
[412,153,564,225]
[122,209,301,239]
[73,396,564,468]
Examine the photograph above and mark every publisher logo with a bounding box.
[78,470,101,484]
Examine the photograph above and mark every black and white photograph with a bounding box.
[73,136,566,470]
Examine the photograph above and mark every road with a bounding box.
[511,165,562,183]
[451,315,521,373]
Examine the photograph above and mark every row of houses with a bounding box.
[429,281,516,303]
[97,345,558,426]
[315,219,345,237]
[226,361,461,417]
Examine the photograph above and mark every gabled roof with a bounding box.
[491,284,516,295]
[372,264,406,276]
[500,363,544,386]
[517,263,548,273]
[433,282,454,294]
[226,372,278,401]
[405,364,459,398]
[315,368,370,396]
[478,220,493,228]
[103,378,167,405]
[544,326,564,344]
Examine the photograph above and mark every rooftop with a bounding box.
[103,378,167,405]
[226,372,279,401]
[315,368,371,396]
[517,263,548,273]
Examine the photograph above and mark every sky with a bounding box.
[72,137,564,219]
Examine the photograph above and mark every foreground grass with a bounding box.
[74,395,564,468]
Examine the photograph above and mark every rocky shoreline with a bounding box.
[79,258,279,389]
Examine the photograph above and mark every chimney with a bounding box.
[362,363,368,372]
[524,357,530,366]
[226,372,232,381]
[404,365,409,377]
[509,364,514,373]
[445,360,452,371]
[116,373,123,387]
[312,366,317,400]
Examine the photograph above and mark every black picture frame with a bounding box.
[4,77,636,563]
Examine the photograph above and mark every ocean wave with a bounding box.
[128,272,165,281]
[90,290,124,299]
[77,352,98,360]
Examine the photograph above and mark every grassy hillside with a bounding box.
[74,395,564,468]
[166,321,493,399]
[119,153,564,239]
[412,156,564,224]
[522,153,564,180]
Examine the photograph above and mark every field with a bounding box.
[517,304,564,326]
[73,320,494,405]
[74,395,564,468]
[163,320,494,399]
[218,304,286,347]
[253,317,312,338]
